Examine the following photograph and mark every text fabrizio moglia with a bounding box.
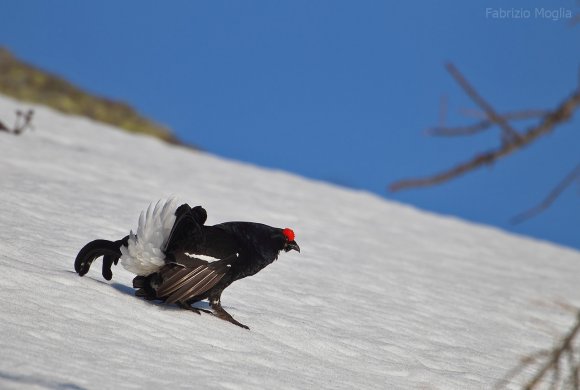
[486,8,572,21]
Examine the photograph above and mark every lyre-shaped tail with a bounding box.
[74,238,127,280]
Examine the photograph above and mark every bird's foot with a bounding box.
[178,302,212,315]
[211,304,250,330]
[179,300,249,329]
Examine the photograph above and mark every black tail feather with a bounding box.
[74,238,126,280]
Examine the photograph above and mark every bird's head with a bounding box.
[281,228,300,253]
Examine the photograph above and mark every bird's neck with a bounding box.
[234,252,278,280]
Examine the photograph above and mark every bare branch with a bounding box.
[0,109,35,135]
[389,89,580,192]
[13,109,34,134]
[445,63,522,142]
[427,110,550,137]
[511,163,580,224]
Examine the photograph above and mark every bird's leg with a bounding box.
[209,294,250,330]
[177,301,207,315]
[194,306,213,314]
[178,301,213,315]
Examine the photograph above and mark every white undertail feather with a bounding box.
[120,197,181,276]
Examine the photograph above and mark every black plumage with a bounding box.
[74,203,300,329]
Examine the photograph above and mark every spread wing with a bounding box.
[156,253,233,304]
[156,206,242,304]
[162,204,205,254]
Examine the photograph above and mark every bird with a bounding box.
[74,198,300,329]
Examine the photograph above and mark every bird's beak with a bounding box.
[285,240,300,253]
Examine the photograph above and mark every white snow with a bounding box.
[0,94,579,390]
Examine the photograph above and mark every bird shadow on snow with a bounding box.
[109,282,212,311]
[64,270,212,311]
[0,370,86,390]
[109,282,136,296]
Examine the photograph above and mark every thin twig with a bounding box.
[13,110,34,134]
[445,63,522,142]
[427,110,549,137]
[389,89,580,192]
[511,162,580,224]
[0,109,35,135]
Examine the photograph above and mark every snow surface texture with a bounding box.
[0,94,579,390]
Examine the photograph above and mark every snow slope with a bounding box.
[0,94,579,390]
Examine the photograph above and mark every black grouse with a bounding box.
[74,198,300,329]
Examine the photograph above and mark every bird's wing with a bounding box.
[156,214,242,303]
[162,204,207,254]
[155,252,233,304]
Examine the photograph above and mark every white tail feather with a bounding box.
[120,197,182,276]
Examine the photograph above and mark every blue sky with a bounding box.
[1,1,579,248]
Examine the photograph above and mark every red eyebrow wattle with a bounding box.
[283,228,295,241]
